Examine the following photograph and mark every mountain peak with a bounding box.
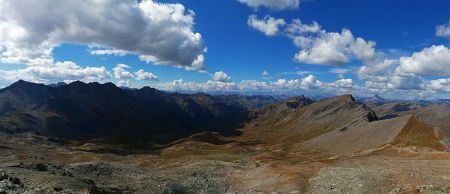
[139,86,158,93]
[100,82,120,90]
[324,94,355,103]
[103,82,116,87]
[68,80,86,86]
[14,79,27,84]
[9,79,33,87]
[3,80,49,92]
[342,94,355,101]
[284,95,314,108]
[141,86,155,90]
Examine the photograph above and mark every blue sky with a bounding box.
[1,0,450,99]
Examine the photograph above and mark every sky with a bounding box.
[1,0,450,99]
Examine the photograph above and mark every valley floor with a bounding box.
[0,132,449,194]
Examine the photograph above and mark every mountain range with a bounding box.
[0,80,279,144]
[1,80,449,149]
[0,80,449,193]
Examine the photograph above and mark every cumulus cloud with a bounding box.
[238,0,299,10]
[245,16,450,95]
[247,15,286,36]
[250,18,377,80]
[163,74,357,94]
[0,0,206,70]
[262,70,270,76]
[246,15,450,95]
[364,81,394,92]
[286,19,323,35]
[357,58,397,82]
[90,49,130,57]
[256,18,394,90]
[117,79,130,87]
[212,71,232,82]
[436,20,450,39]
[396,45,450,76]
[330,78,355,88]
[293,28,376,66]
[113,64,134,79]
[0,61,111,83]
[135,69,159,81]
[171,79,236,91]
[427,78,450,92]
[357,45,450,92]
[390,75,424,90]
[300,75,323,89]
[237,80,269,91]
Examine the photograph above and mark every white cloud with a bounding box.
[251,16,450,95]
[135,69,159,81]
[356,45,450,92]
[300,75,323,89]
[113,64,134,79]
[90,49,130,56]
[0,0,206,70]
[358,62,426,91]
[330,68,350,74]
[247,15,286,36]
[427,78,450,92]
[237,80,269,91]
[238,0,299,10]
[436,20,450,39]
[286,19,322,35]
[161,75,359,94]
[330,78,354,88]
[364,81,394,92]
[0,61,111,83]
[349,36,377,61]
[262,70,270,76]
[212,71,232,82]
[275,19,402,90]
[117,79,130,87]
[293,28,376,66]
[357,58,397,82]
[293,71,313,76]
[253,15,450,95]
[390,75,424,90]
[396,45,450,76]
[171,79,236,91]
[252,19,379,68]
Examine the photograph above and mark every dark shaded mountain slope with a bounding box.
[0,80,277,144]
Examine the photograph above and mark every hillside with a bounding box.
[369,101,450,148]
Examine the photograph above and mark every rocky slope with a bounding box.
[369,101,450,148]
[238,95,447,159]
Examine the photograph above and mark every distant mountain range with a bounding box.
[357,94,450,106]
[0,80,449,151]
[0,80,279,144]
